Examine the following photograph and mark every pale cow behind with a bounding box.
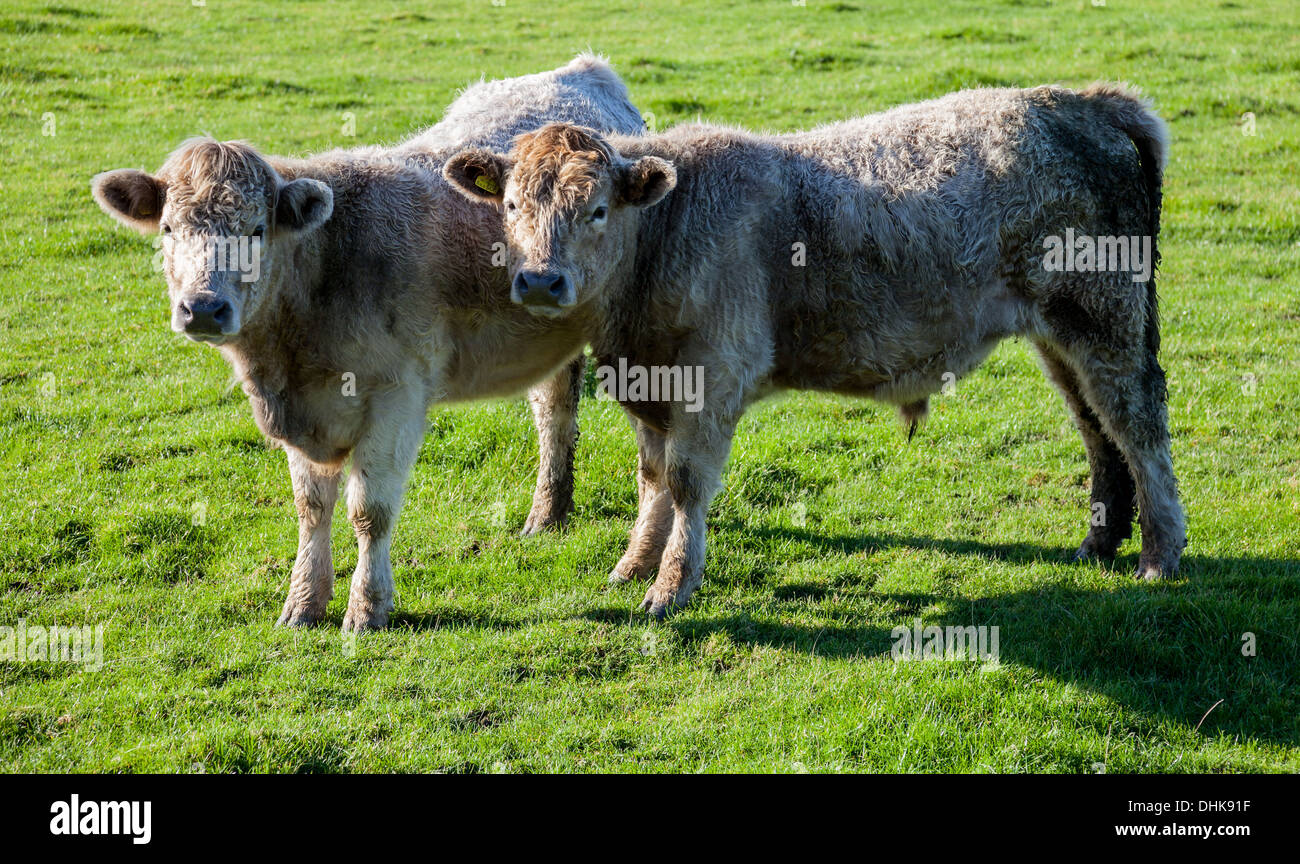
[445,84,1185,617]
[91,55,644,630]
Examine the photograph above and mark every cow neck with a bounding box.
[220,248,333,406]
[590,214,672,374]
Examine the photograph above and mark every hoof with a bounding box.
[520,510,567,537]
[276,597,328,628]
[1072,533,1122,564]
[1072,545,1115,565]
[609,561,656,585]
[519,520,560,538]
[276,612,322,628]
[639,580,696,620]
[1135,553,1179,582]
[639,594,671,621]
[609,552,658,584]
[341,605,390,632]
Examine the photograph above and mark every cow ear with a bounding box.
[92,169,165,234]
[619,156,676,208]
[275,178,333,234]
[443,148,509,204]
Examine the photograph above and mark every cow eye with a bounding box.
[591,206,607,222]
[505,200,516,212]
[161,223,172,235]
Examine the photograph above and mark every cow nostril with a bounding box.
[180,297,233,334]
[514,271,566,306]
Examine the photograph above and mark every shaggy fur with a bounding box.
[447,83,1186,618]
[91,55,645,630]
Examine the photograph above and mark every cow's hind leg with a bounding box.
[521,354,583,536]
[610,419,673,584]
[1034,341,1135,560]
[277,449,342,627]
[1046,339,1185,580]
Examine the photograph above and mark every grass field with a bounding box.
[1,0,1297,772]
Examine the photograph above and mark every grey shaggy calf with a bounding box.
[91,55,644,630]
[445,83,1186,618]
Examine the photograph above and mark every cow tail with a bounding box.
[1082,83,1170,358]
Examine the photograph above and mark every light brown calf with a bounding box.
[91,56,644,630]
[445,85,1186,617]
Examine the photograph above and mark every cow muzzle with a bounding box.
[174,294,238,342]
[511,269,574,311]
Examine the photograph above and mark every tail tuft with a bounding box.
[900,399,928,442]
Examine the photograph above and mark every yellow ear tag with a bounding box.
[474,174,499,195]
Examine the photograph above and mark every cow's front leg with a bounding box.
[610,418,672,583]
[341,408,426,632]
[641,412,738,619]
[277,449,342,627]
[521,354,584,536]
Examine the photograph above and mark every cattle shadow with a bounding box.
[719,521,1092,568]
[585,528,1300,748]
[386,607,522,633]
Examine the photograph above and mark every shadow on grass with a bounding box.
[386,606,522,633]
[723,521,1089,568]
[587,528,1300,748]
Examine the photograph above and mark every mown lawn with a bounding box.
[1,0,1297,772]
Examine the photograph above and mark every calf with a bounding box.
[444,84,1186,617]
[91,55,645,630]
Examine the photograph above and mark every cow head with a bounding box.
[92,137,333,345]
[443,124,675,317]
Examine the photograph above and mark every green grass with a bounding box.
[1,0,1298,773]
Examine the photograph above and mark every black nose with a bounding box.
[181,297,233,334]
[513,270,568,306]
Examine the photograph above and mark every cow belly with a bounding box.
[771,281,1030,403]
[439,321,586,402]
